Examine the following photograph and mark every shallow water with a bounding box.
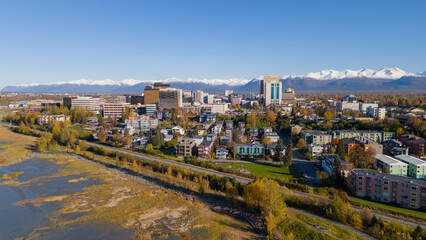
[0,157,133,239]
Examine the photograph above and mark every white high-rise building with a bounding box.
[194,90,204,104]
[261,75,282,106]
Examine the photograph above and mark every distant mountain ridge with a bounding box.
[2,67,425,93]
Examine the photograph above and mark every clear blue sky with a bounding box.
[1,0,425,86]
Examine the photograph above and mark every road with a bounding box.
[292,149,321,187]
[86,141,425,229]
[288,207,377,240]
[86,141,253,184]
[277,132,321,187]
[2,123,423,230]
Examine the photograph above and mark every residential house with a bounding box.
[193,136,204,146]
[264,132,280,143]
[308,144,323,157]
[197,141,214,159]
[206,133,218,142]
[216,148,228,159]
[220,136,231,145]
[171,126,185,136]
[199,114,216,123]
[321,154,353,177]
[249,128,259,138]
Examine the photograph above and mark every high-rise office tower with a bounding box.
[261,75,282,106]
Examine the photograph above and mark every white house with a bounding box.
[171,126,185,136]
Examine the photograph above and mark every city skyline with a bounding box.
[1,0,426,86]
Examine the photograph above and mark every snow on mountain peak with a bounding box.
[285,67,417,80]
[15,77,251,87]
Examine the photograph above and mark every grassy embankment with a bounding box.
[350,196,426,222]
[217,162,303,182]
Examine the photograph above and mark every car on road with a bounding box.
[303,174,308,178]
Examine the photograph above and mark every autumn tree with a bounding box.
[97,130,108,143]
[296,138,307,150]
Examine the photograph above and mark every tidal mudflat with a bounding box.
[0,126,257,239]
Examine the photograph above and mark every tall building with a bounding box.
[143,83,171,105]
[103,102,130,119]
[159,88,182,110]
[224,90,233,97]
[194,90,204,104]
[281,88,296,105]
[63,96,77,108]
[71,97,101,112]
[130,95,144,105]
[261,75,282,106]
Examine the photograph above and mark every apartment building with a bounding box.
[396,154,426,179]
[125,115,158,131]
[236,143,265,158]
[359,103,378,113]
[399,135,426,156]
[36,114,70,125]
[366,107,386,119]
[330,130,394,143]
[302,130,332,145]
[176,138,196,157]
[350,169,426,209]
[374,154,408,176]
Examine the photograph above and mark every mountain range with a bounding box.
[2,67,425,93]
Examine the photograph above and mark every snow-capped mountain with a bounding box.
[2,67,425,93]
[14,77,251,88]
[283,67,417,81]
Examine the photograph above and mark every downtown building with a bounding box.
[260,75,282,106]
[159,88,183,110]
[71,97,101,112]
[103,102,130,119]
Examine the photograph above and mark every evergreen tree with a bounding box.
[283,141,293,166]
[336,139,345,157]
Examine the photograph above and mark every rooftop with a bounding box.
[352,169,425,186]
[375,154,407,166]
[395,154,426,166]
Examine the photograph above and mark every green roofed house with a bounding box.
[374,154,408,176]
[395,154,426,179]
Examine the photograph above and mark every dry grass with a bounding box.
[0,125,36,166]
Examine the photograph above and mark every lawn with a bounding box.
[350,196,426,221]
[216,162,303,181]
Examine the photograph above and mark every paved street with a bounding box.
[292,149,321,187]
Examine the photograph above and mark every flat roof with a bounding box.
[375,154,407,166]
[352,169,425,186]
[396,155,426,166]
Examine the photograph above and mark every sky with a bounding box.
[1,0,426,86]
